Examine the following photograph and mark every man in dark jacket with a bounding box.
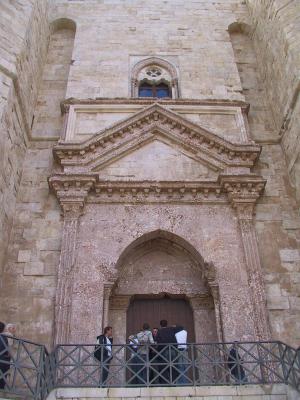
[0,321,10,390]
[227,344,247,383]
[94,326,113,386]
[156,320,182,384]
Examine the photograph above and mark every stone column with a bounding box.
[103,283,114,330]
[55,201,83,344]
[222,175,271,341]
[235,203,271,340]
[49,175,96,344]
[190,294,217,343]
[204,262,224,342]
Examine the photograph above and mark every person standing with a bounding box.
[156,320,179,384]
[94,326,113,386]
[0,322,10,390]
[149,327,159,383]
[4,324,16,338]
[175,325,189,384]
[227,344,247,384]
[135,323,154,384]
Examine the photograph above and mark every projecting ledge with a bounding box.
[45,383,293,399]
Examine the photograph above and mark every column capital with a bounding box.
[220,174,266,219]
[190,294,214,310]
[103,282,114,300]
[109,295,131,310]
[49,174,96,218]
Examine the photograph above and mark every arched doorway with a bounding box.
[108,230,221,344]
[127,294,195,342]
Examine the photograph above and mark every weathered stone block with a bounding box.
[280,250,300,263]
[17,250,31,263]
[24,261,44,276]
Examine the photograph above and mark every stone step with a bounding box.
[46,384,299,400]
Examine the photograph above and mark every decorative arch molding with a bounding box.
[115,229,205,270]
[105,230,223,342]
[131,57,179,98]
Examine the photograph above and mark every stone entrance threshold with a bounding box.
[46,384,299,400]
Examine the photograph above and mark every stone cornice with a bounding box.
[91,180,226,204]
[48,173,266,206]
[61,97,250,114]
[53,104,260,170]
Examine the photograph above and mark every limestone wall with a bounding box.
[0,0,299,350]
[51,0,247,101]
[0,0,49,287]
[246,0,300,203]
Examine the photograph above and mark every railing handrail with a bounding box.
[0,338,299,400]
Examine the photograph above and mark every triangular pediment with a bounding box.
[53,103,261,173]
[97,139,217,181]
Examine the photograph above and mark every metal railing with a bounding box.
[0,334,49,399]
[0,337,299,400]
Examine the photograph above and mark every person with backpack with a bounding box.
[135,323,154,384]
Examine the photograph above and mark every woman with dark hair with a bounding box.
[0,321,10,390]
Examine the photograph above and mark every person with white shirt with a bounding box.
[95,326,113,386]
[175,326,189,384]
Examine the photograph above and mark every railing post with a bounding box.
[191,344,196,386]
[278,342,289,384]
[34,346,44,400]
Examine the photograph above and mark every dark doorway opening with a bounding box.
[126,294,195,342]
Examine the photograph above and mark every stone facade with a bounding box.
[0,0,299,350]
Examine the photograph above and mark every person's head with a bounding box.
[0,321,5,334]
[152,327,158,336]
[104,326,112,337]
[142,322,150,331]
[160,319,168,328]
[6,324,16,336]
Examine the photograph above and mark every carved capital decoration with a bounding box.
[190,294,214,310]
[109,295,131,310]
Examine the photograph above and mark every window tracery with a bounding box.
[131,57,179,98]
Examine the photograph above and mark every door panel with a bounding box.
[127,296,195,343]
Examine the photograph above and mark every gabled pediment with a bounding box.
[96,139,218,181]
[53,103,261,173]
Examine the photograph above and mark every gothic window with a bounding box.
[131,57,179,98]
[138,82,171,98]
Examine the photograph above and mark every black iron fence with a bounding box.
[0,337,299,400]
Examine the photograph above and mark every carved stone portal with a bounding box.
[49,100,271,344]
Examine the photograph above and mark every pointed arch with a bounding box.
[115,229,205,270]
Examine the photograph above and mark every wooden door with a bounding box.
[126,295,195,343]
